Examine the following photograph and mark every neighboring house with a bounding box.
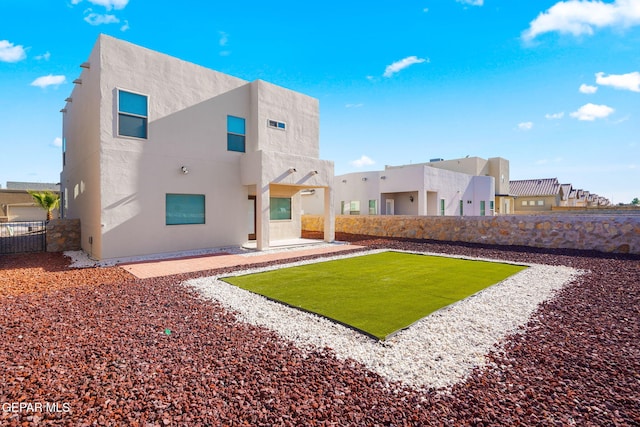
[510,178,563,212]
[304,158,496,217]
[511,178,610,212]
[420,157,513,214]
[60,35,334,261]
[0,182,60,222]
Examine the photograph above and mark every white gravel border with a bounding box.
[187,250,582,391]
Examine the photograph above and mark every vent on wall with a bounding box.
[267,120,286,130]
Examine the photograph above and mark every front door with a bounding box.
[385,199,394,215]
[248,196,256,240]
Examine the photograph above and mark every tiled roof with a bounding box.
[509,178,560,197]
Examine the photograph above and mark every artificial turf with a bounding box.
[222,251,527,340]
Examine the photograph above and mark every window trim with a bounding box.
[117,89,149,140]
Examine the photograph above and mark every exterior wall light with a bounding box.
[288,167,297,173]
[341,179,347,183]
[409,195,414,202]
[181,166,189,174]
[362,177,368,181]
[311,170,318,175]
[380,176,386,180]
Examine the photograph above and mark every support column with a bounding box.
[323,186,335,242]
[418,190,427,216]
[256,181,270,250]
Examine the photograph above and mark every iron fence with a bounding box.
[0,221,46,254]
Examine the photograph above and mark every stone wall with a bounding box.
[46,219,81,252]
[302,214,640,255]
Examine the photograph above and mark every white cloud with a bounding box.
[0,40,27,63]
[345,103,364,108]
[456,0,484,6]
[219,31,229,46]
[596,71,640,92]
[52,137,63,148]
[30,75,66,89]
[523,0,640,41]
[545,111,565,119]
[73,0,129,10]
[579,83,598,94]
[350,155,376,168]
[518,121,534,131]
[570,103,615,121]
[84,11,120,25]
[35,51,51,61]
[383,56,428,78]
[120,20,130,31]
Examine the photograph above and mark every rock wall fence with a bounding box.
[46,219,81,252]
[302,214,640,255]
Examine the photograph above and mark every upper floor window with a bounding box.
[227,115,246,152]
[267,119,286,130]
[118,90,148,139]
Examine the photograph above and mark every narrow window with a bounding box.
[166,194,205,225]
[350,200,360,215]
[267,119,286,130]
[480,200,486,216]
[118,90,148,138]
[368,199,377,215]
[440,199,445,216]
[270,197,292,220]
[227,115,246,152]
[459,200,464,216]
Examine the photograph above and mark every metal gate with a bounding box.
[0,221,46,254]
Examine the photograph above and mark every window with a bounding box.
[166,194,205,225]
[480,201,486,216]
[489,201,494,213]
[537,200,544,206]
[227,115,246,152]
[118,90,148,138]
[368,200,377,215]
[440,199,445,216]
[350,200,360,215]
[270,197,291,220]
[267,119,286,130]
[529,200,536,206]
[341,201,347,214]
[521,200,528,206]
[459,200,464,216]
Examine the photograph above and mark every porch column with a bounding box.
[256,181,270,251]
[418,190,427,216]
[323,186,335,242]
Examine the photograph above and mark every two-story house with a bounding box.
[60,35,334,261]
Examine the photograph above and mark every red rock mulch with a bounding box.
[0,234,638,426]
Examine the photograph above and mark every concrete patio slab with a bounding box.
[120,244,364,279]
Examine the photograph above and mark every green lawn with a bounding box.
[222,252,527,340]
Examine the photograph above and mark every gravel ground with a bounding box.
[1,233,639,426]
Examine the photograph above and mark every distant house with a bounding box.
[0,182,60,222]
[510,178,563,212]
[60,35,334,261]
[303,156,506,217]
[511,178,610,212]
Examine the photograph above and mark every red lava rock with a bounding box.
[0,238,639,426]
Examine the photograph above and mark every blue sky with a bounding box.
[1,0,639,203]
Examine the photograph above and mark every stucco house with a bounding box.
[303,157,498,217]
[60,35,334,261]
[0,182,60,222]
